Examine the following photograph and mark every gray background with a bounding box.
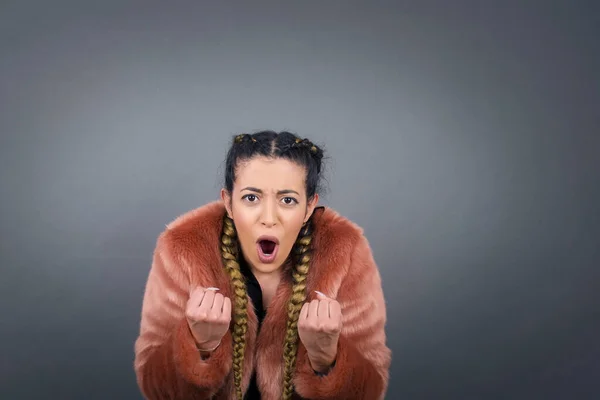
[1,1,599,399]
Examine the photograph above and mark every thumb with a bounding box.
[314,290,329,300]
[189,286,219,297]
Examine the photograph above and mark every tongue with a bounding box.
[260,240,276,254]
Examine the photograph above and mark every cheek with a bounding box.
[232,212,254,239]
[280,215,306,245]
[287,212,306,231]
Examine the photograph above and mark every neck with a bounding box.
[251,266,282,282]
[239,252,281,279]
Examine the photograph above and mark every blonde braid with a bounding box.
[281,219,314,399]
[221,214,248,400]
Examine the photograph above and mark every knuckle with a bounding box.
[207,313,219,323]
[197,312,209,321]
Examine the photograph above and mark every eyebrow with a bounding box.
[241,186,300,196]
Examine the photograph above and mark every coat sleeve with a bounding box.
[294,234,392,400]
[134,233,233,399]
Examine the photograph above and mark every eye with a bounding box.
[242,194,258,203]
[282,197,298,205]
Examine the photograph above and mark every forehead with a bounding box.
[235,156,306,192]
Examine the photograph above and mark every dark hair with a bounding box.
[219,130,326,399]
[224,130,325,200]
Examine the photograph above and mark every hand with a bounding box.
[185,287,232,351]
[298,291,343,372]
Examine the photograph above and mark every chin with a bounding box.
[250,257,287,274]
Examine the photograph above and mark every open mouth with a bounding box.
[256,236,279,263]
[259,240,276,254]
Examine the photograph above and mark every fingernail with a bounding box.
[206,287,220,291]
[314,290,326,297]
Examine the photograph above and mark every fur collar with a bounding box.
[161,200,365,399]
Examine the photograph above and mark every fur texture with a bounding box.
[134,201,391,399]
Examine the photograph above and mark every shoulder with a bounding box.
[154,200,225,270]
[312,206,366,254]
[311,206,376,278]
[164,200,225,234]
[308,207,382,302]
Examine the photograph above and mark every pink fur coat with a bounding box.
[134,201,391,399]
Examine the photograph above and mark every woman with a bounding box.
[134,131,391,400]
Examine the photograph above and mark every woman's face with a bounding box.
[221,156,318,275]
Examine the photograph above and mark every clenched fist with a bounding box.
[186,287,232,351]
[298,291,343,372]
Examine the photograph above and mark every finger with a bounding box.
[222,297,232,321]
[210,293,224,318]
[318,297,331,319]
[187,287,208,315]
[308,299,320,319]
[204,288,219,307]
[189,286,204,297]
[299,302,309,321]
[198,290,216,315]
[329,300,342,325]
[190,286,208,302]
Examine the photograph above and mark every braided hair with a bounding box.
[220,131,325,399]
[281,218,314,399]
[220,214,248,400]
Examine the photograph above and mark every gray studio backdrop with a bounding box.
[1,2,598,399]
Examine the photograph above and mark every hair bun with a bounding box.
[234,133,257,144]
[294,137,320,155]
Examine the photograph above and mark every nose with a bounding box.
[260,201,277,227]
